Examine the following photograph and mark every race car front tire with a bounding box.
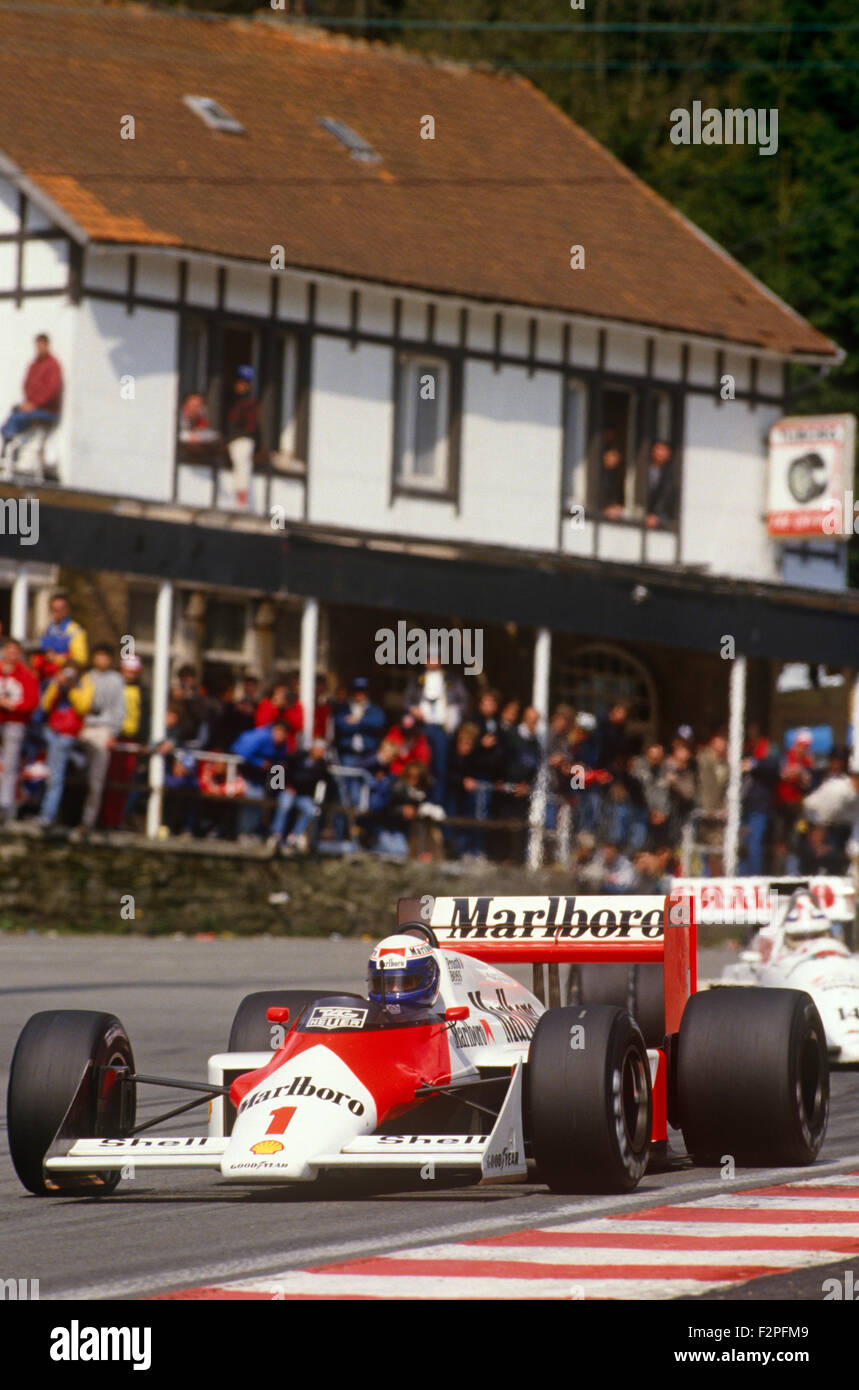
[227,990,365,1052]
[7,1010,135,1196]
[677,987,829,1166]
[526,1004,652,1193]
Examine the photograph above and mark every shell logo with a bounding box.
[251,1139,284,1155]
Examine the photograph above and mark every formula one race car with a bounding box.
[714,889,859,1065]
[7,892,829,1199]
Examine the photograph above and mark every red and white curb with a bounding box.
[158,1172,859,1300]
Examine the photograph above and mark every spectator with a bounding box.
[101,654,147,829]
[566,710,606,832]
[163,752,201,837]
[268,738,331,851]
[312,675,332,742]
[798,822,847,875]
[256,679,303,750]
[0,638,39,824]
[595,700,633,775]
[600,443,626,519]
[179,392,220,447]
[76,643,126,835]
[169,665,212,751]
[598,774,647,853]
[445,720,485,858]
[739,724,780,875]
[775,729,814,845]
[32,591,88,683]
[225,365,258,509]
[383,713,432,778]
[333,677,386,800]
[631,740,672,848]
[645,440,676,528]
[37,663,92,829]
[365,762,429,857]
[403,656,469,804]
[599,838,637,893]
[230,719,290,838]
[664,738,698,843]
[506,705,543,790]
[1,334,63,455]
[696,727,729,872]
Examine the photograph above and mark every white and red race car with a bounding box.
[7,892,829,1199]
[713,890,859,1065]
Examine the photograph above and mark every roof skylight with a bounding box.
[184,96,245,135]
[318,117,381,164]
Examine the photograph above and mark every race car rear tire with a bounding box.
[228,990,364,1052]
[7,1010,135,1197]
[572,963,666,1047]
[527,1004,652,1194]
[677,987,829,1166]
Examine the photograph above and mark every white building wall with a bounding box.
[67,298,177,500]
[308,336,393,526]
[681,394,781,581]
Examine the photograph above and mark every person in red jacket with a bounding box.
[383,713,432,777]
[255,680,303,751]
[1,335,63,452]
[0,638,40,823]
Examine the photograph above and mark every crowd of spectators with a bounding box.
[1,594,856,884]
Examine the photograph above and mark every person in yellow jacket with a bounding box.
[32,592,88,683]
[37,663,92,828]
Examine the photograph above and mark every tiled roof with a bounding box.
[0,2,837,357]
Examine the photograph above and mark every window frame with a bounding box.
[562,372,682,533]
[392,348,461,504]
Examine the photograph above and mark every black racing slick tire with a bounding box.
[527,1004,652,1194]
[227,990,364,1052]
[572,963,666,1048]
[677,987,829,1167]
[7,1010,135,1197]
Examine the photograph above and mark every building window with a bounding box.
[578,379,680,529]
[394,353,452,494]
[204,598,249,657]
[562,377,590,509]
[553,642,657,744]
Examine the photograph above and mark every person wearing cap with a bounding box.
[225,365,259,510]
[382,712,432,778]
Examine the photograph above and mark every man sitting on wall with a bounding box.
[0,334,63,455]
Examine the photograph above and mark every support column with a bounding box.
[531,626,551,722]
[146,580,174,839]
[299,596,319,747]
[10,564,29,641]
[724,654,747,876]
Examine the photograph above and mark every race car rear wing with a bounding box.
[397,893,696,1033]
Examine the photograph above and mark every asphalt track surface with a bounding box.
[1,934,858,1302]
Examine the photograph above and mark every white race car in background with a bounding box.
[717,891,859,1065]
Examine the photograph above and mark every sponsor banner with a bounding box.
[675,876,855,924]
[428,895,666,942]
[767,414,855,538]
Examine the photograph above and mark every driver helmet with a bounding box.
[368,935,440,1008]
[782,893,831,949]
